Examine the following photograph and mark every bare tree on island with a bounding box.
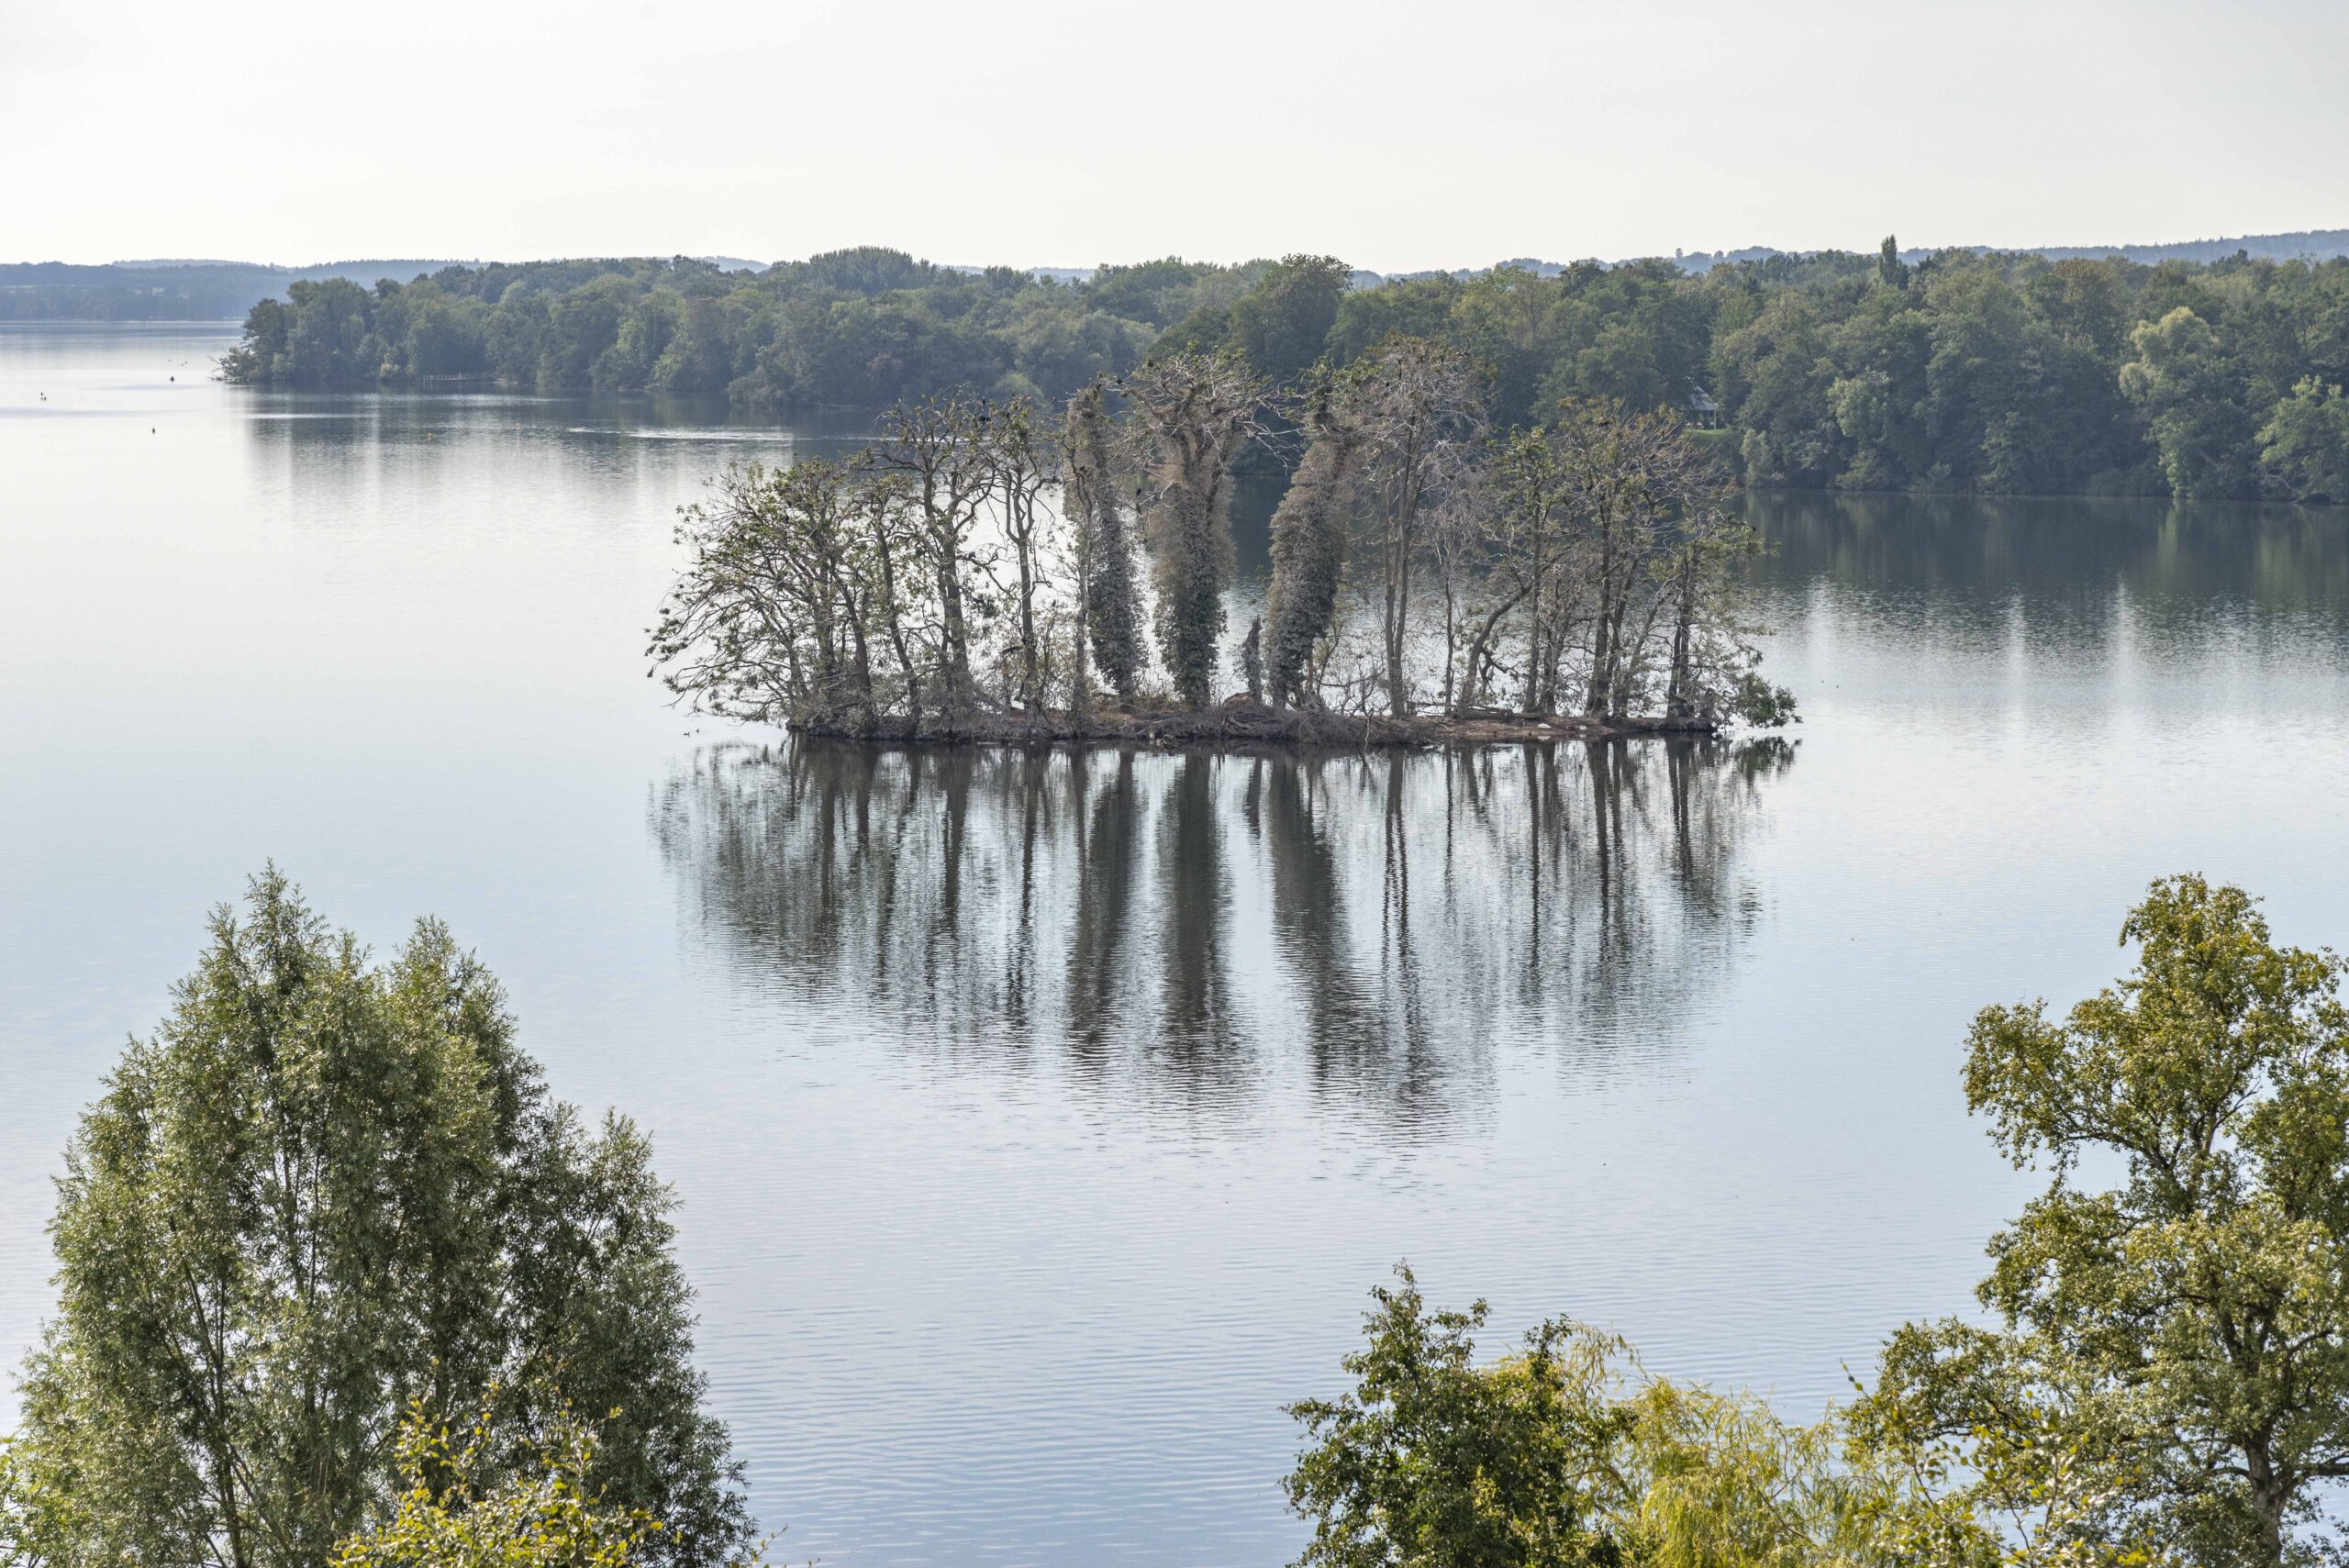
[874,396,995,727]
[981,399,1059,712]
[1336,339,1485,717]
[1119,350,1271,710]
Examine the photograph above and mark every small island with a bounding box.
[650,343,1797,748]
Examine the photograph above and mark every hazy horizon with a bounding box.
[11,224,2349,281]
[6,0,2345,272]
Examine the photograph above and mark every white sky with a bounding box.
[4,0,2344,272]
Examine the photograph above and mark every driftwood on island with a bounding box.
[790,695,1725,751]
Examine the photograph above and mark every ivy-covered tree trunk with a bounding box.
[1064,382,1142,705]
[1264,407,1362,708]
[1124,353,1267,710]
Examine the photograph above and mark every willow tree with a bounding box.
[1264,381,1365,708]
[0,871,750,1568]
[1121,351,1269,708]
[1063,380,1142,706]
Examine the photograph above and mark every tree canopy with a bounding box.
[1862,875,2349,1568]
[219,244,2349,504]
[0,871,751,1568]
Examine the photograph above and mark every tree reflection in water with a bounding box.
[651,737,1793,1134]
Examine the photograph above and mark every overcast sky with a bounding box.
[5,0,2343,272]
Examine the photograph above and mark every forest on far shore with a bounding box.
[217,242,2349,505]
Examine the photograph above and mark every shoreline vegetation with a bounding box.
[648,353,1798,750]
[217,242,2349,506]
[788,696,1727,748]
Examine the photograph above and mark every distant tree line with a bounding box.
[218,243,2349,503]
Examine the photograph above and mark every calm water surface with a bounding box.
[5,323,2348,1565]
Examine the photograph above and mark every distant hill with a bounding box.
[1667,229,2349,274]
[0,256,791,319]
[0,260,485,320]
[6,230,2343,320]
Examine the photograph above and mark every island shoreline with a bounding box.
[788,702,1731,751]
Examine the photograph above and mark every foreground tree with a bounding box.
[1865,875,2349,1568]
[330,1397,685,1568]
[1285,1268,1633,1568]
[0,871,750,1568]
[1286,1268,1933,1568]
[1121,351,1271,707]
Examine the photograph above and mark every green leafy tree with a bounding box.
[1285,1267,1633,1568]
[1877,236,1910,291]
[2120,308,2258,498]
[1713,294,1841,485]
[330,1397,672,1568]
[1624,1380,1928,1568]
[2256,377,2349,503]
[1223,255,1353,385]
[1866,875,2349,1567]
[1287,1270,1937,1568]
[0,872,751,1568]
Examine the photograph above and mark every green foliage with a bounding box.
[1865,875,2349,1567]
[2120,308,2257,498]
[0,871,750,1568]
[1286,1270,1947,1568]
[1877,237,1910,292]
[1730,673,1799,728]
[2257,377,2349,503]
[330,1397,678,1568]
[216,246,2349,503]
[1285,1268,1634,1568]
[1183,254,1353,385]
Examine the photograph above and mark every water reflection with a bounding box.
[1748,492,2349,626]
[652,738,1794,1130]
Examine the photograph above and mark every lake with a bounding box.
[5,321,2347,1566]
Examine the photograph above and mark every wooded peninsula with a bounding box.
[219,243,2349,505]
